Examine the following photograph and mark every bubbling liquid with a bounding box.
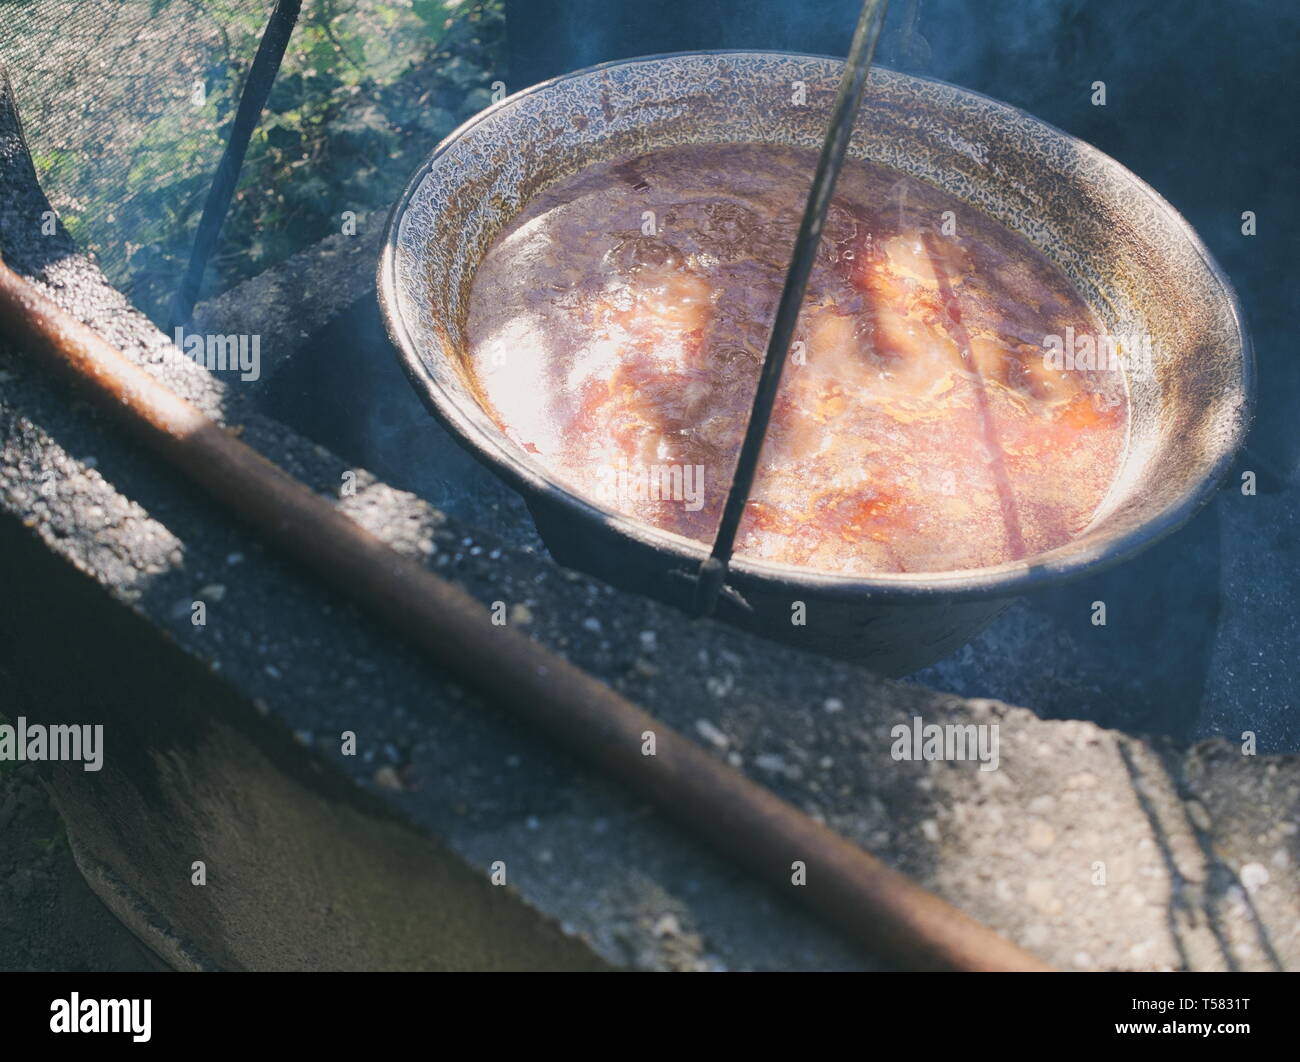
[466,143,1127,575]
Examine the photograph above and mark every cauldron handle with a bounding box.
[691,0,891,616]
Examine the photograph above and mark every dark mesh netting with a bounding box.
[0,0,503,323]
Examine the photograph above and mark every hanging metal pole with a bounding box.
[693,0,891,617]
[168,0,303,330]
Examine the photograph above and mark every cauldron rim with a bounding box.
[378,50,1254,604]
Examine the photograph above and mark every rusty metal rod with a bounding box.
[0,256,1051,972]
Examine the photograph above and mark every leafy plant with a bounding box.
[52,0,504,325]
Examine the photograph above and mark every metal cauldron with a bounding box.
[378,52,1252,674]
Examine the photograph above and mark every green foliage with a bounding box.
[412,0,453,27]
[58,0,504,324]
